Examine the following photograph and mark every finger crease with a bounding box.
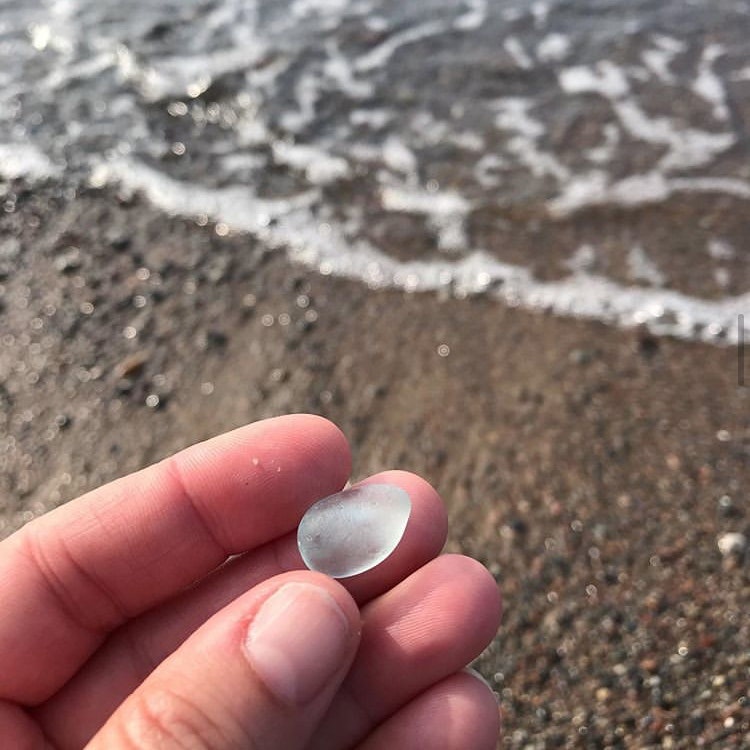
[118,622,161,683]
[162,456,229,560]
[339,678,380,742]
[22,528,127,636]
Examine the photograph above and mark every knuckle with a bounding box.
[117,686,228,750]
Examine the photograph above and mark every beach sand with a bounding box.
[1,180,749,747]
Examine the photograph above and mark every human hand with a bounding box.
[0,415,501,749]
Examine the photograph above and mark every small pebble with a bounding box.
[54,247,82,274]
[145,393,160,409]
[297,484,411,578]
[113,350,149,380]
[717,532,747,557]
[54,413,71,429]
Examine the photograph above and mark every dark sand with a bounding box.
[1,180,749,748]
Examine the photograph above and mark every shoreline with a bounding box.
[1,180,749,747]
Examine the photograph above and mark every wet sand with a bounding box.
[1,180,749,747]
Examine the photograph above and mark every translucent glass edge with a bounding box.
[296,484,412,578]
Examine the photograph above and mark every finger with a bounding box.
[88,571,360,750]
[355,671,500,750]
[35,471,447,748]
[0,414,350,704]
[0,701,48,749]
[308,554,501,750]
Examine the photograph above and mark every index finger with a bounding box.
[0,414,350,704]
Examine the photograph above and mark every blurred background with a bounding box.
[1,0,749,746]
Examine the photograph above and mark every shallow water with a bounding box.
[1,0,749,342]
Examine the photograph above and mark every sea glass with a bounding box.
[297,484,411,578]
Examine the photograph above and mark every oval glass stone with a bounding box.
[297,484,412,578]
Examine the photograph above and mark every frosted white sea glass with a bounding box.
[297,484,411,578]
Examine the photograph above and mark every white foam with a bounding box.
[708,238,735,260]
[354,20,450,73]
[118,45,268,102]
[493,97,544,140]
[730,65,750,81]
[323,41,374,99]
[548,170,750,216]
[549,170,659,216]
[346,142,383,163]
[627,244,665,286]
[565,244,599,274]
[364,15,389,33]
[560,60,736,171]
[641,49,676,83]
[349,108,393,129]
[0,143,62,181]
[382,136,418,177]
[652,35,687,54]
[449,130,485,152]
[692,44,729,121]
[640,35,685,83]
[94,158,750,345]
[90,159,319,230]
[585,123,620,164]
[559,61,630,99]
[454,0,487,31]
[537,33,571,63]
[280,72,323,133]
[381,183,470,252]
[272,141,350,184]
[669,176,750,199]
[220,152,268,174]
[27,16,74,57]
[531,2,550,27]
[245,57,290,90]
[291,0,347,19]
[494,98,570,181]
[714,267,730,288]
[504,37,534,70]
[409,111,451,147]
[501,8,524,22]
[474,153,506,188]
[38,50,114,92]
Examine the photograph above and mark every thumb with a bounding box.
[87,572,360,750]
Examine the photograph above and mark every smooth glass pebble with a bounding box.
[297,484,411,578]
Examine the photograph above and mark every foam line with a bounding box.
[94,158,750,345]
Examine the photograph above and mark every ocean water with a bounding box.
[1,0,749,343]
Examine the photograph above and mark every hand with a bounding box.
[0,415,501,749]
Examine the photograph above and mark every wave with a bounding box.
[1,0,748,345]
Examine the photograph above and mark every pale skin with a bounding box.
[0,414,502,749]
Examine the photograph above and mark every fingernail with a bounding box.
[463,667,498,699]
[244,583,351,705]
